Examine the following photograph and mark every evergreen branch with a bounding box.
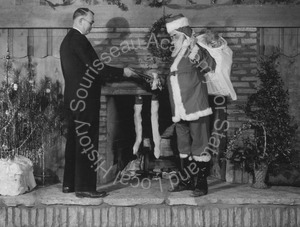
[225,119,267,160]
[0,109,17,132]
[44,0,76,10]
[107,0,128,11]
[15,127,37,151]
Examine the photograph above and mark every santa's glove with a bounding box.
[188,45,199,61]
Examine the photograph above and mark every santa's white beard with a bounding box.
[171,45,182,57]
[171,34,185,57]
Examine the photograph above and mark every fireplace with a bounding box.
[97,81,173,185]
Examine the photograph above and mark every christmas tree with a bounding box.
[244,52,298,167]
[0,52,64,164]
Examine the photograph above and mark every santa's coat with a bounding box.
[167,48,213,123]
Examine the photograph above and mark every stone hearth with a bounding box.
[0,177,299,227]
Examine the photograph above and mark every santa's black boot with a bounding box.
[169,157,194,192]
[190,161,210,197]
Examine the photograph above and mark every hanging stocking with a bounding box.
[151,99,161,159]
[133,100,143,155]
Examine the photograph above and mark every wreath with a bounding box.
[145,15,172,62]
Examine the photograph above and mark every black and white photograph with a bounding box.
[0,0,299,226]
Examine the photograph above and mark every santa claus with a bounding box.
[164,14,236,197]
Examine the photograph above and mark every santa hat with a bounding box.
[165,14,193,38]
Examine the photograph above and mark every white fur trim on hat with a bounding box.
[166,17,189,34]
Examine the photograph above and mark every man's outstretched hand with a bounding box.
[123,67,138,77]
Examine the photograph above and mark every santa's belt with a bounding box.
[170,71,176,76]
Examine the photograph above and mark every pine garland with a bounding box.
[44,0,128,11]
[107,0,128,11]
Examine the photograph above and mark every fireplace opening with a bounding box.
[98,91,175,185]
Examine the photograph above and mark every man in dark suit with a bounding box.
[60,8,135,198]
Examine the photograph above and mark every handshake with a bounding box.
[123,67,162,91]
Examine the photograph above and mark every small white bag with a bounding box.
[0,155,36,196]
[197,35,237,100]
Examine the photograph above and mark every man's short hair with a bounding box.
[73,8,94,20]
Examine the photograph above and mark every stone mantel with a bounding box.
[102,81,153,96]
[0,5,300,28]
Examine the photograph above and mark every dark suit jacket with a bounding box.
[60,28,123,111]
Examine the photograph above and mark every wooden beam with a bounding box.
[165,5,300,28]
[0,5,163,28]
[0,5,299,28]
